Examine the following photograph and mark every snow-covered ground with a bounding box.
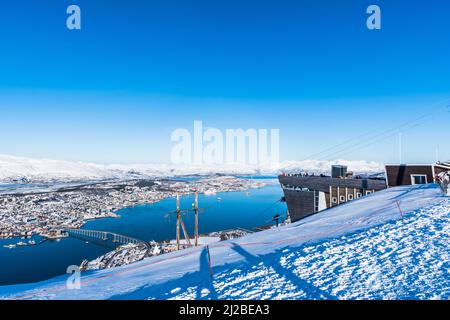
[0,154,384,183]
[1,183,448,300]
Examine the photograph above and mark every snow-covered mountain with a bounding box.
[0,154,385,183]
[1,184,448,300]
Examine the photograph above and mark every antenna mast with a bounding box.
[175,193,192,250]
[194,192,199,246]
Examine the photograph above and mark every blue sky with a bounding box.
[0,0,449,164]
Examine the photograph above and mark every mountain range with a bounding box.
[0,154,385,183]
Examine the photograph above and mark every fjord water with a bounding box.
[0,181,286,285]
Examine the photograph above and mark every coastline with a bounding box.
[0,182,285,286]
[0,176,267,242]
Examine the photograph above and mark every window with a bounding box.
[348,194,354,200]
[411,175,427,185]
[340,196,346,202]
[356,192,362,198]
[366,191,372,195]
[332,197,338,204]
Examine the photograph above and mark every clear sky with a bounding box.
[0,0,449,164]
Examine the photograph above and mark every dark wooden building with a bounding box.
[279,162,449,223]
[279,174,387,222]
[385,164,435,187]
[385,162,450,188]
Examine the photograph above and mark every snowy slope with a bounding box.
[0,154,384,182]
[1,184,449,300]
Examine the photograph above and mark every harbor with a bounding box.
[0,180,286,285]
[0,176,265,240]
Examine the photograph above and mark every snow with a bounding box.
[1,183,449,300]
[0,154,384,183]
[169,237,221,246]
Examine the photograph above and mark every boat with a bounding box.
[3,244,16,249]
[28,240,36,245]
[16,241,27,246]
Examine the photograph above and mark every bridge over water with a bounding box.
[63,228,151,250]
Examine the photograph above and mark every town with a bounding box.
[0,176,265,242]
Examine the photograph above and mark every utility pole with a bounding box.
[180,216,192,247]
[175,193,192,250]
[273,214,280,227]
[194,192,199,246]
[176,194,181,250]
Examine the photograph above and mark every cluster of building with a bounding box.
[280,161,450,222]
[177,176,265,195]
[0,176,264,240]
[81,243,150,270]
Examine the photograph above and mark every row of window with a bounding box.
[281,184,313,192]
[331,190,373,204]
[314,190,320,212]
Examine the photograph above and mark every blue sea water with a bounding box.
[0,182,286,285]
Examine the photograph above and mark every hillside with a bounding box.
[1,184,448,300]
